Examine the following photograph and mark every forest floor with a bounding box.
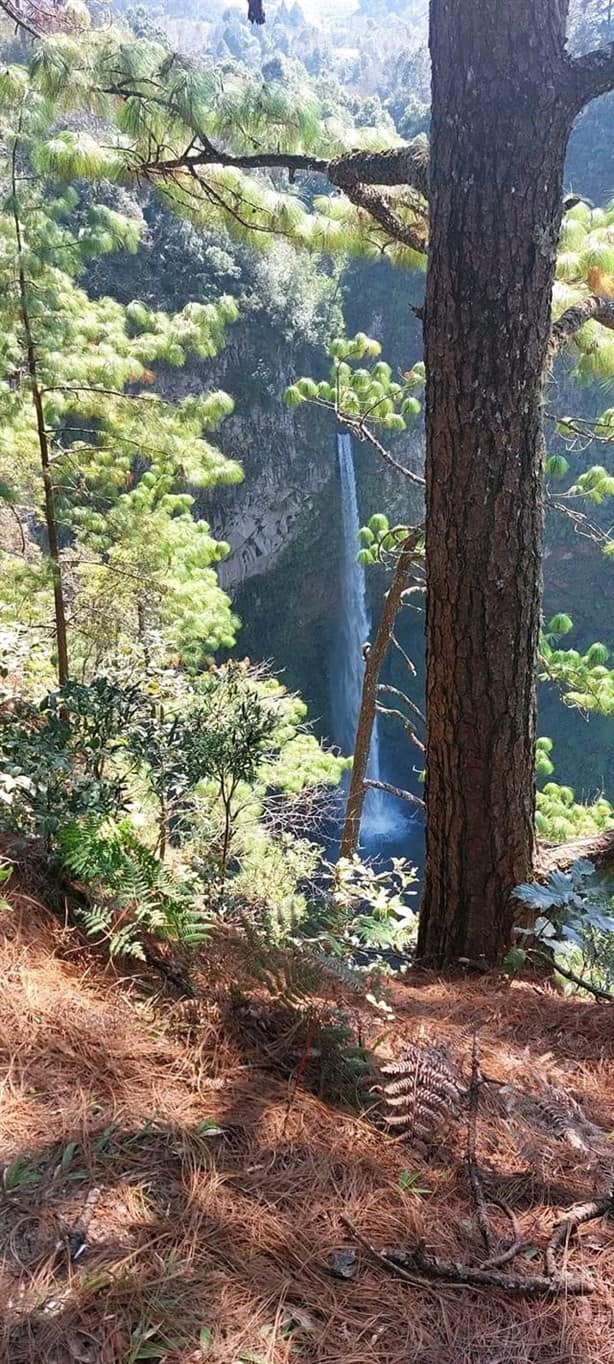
[1,879,613,1364]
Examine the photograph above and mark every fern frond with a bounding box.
[375,1044,467,1145]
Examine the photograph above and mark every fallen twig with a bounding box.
[528,948,614,1002]
[467,1033,492,1254]
[384,1244,593,1296]
[544,1194,614,1278]
[339,1217,463,1298]
[339,1216,425,1287]
[480,1203,527,1270]
[340,1217,593,1296]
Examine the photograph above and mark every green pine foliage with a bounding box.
[540,616,614,716]
[548,201,614,564]
[20,27,427,267]
[285,333,424,434]
[0,70,242,679]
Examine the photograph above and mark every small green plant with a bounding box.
[328,854,418,956]
[2,1153,42,1191]
[398,1168,431,1196]
[58,817,209,959]
[512,859,614,990]
[0,680,142,839]
[0,859,11,913]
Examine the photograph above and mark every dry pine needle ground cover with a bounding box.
[0,883,613,1364]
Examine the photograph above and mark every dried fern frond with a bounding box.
[500,1082,608,1152]
[167,998,219,1033]
[375,1043,467,1146]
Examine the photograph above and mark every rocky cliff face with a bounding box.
[212,395,333,591]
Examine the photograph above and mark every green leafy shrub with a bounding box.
[0,679,141,839]
[57,817,208,958]
[513,859,614,991]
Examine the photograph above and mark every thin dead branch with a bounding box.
[467,1033,492,1254]
[528,948,614,1002]
[363,778,424,810]
[544,1194,614,1277]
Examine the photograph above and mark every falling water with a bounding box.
[331,432,389,839]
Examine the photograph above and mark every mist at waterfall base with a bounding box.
[328,433,424,872]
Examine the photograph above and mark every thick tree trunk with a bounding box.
[417,1,576,967]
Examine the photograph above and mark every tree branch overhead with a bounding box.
[550,293,614,354]
[568,41,614,108]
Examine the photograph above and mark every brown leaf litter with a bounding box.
[0,883,613,1363]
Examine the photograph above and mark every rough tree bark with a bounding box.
[417,0,608,966]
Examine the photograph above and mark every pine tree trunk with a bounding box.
[417,0,576,967]
[11,130,69,688]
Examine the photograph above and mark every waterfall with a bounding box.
[332,432,388,838]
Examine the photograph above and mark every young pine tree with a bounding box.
[0,67,242,687]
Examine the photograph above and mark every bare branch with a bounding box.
[341,528,424,855]
[527,948,614,1002]
[0,0,42,39]
[546,494,611,551]
[378,682,425,726]
[342,415,425,486]
[363,778,424,809]
[307,394,425,485]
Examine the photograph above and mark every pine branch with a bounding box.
[550,293,614,354]
[567,42,614,108]
[328,145,429,199]
[142,139,430,199]
[545,409,614,444]
[337,178,426,255]
[0,0,42,39]
[142,144,331,179]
